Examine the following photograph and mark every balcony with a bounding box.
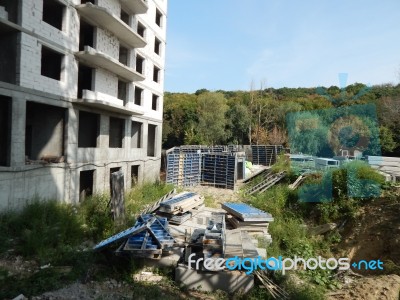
[76,90,144,116]
[120,0,148,15]
[75,46,145,82]
[75,3,146,48]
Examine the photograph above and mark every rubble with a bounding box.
[94,191,275,293]
[133,271,164,283]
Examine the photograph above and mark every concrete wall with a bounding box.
[0,158,161,210]
[0,83,162,209]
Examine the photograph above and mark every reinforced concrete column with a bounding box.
[99,114,110,154]
[10,97,26,167]
[66,107,78,163]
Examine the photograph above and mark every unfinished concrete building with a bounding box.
[0,0,167,209]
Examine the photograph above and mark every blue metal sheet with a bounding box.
[93,221,149,250]
[222,203,274,221]
[94,214,174,250]
[125,215,175,250]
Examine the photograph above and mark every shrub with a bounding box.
[250,185,290,218]
[299,161,385,223]
[78,194,114,242]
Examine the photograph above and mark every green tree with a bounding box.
[380,125,397,154]
[226,102,251,144]
[197,92,228,145]
[162,92,198,148]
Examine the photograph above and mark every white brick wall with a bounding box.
[97,0,121,16]
[93,68,118,98]
[131,0,167,121]
[17,0,166,114]
[21,0,79,51]
[0,0,167,209]
[95,27,120,60]
[18,33,78,98]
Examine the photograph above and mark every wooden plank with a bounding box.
[111,170,125,223]
[256,175,285,194]
[289,174,308,190]
[255,271,290,299]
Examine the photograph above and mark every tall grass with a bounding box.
[125,182,174,218]
[0,200,83,260]
[0,182,175,298]
[77,193,114,242]
[0,182,175,261]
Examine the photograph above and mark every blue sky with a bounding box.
[164,0,400,93]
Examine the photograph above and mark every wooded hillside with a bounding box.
[163,83,400,156]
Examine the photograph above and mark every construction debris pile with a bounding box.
[223,202,274,244]
[93,190,276,294]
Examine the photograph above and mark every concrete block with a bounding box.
[142,247,182,268]
[175,264,254,293]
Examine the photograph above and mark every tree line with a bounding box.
[162,83,400,156]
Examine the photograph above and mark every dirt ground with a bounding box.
[337,196,400,274]
[185,185,242,207]
[326,274,400,300]
[0,255,38,279]
[327,188,400,299]
[11,277,220,300]
[28,279,221,300]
